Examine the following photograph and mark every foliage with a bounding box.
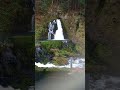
[40,41,63,50]
[78,0,85,5]
[75,44,84,56]
[37,41,78,65]
[60,0,70,12]
[35,24,47,41]
[39,0,52,14]
[58,50,73,57]
[53,56,68,65]
[38,0,85,14]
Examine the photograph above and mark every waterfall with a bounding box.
[48,22,54,40]
[48,19,65,40]
[53,19,65,40]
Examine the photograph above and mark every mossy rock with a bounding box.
[40,40,63,50]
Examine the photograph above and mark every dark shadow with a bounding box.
[0,0,35,89]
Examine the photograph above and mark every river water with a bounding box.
[35,70,85,90]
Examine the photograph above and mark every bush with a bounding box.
[40,41,63,50]
[35,25,47,41]
[39,0,52,14]
[60,0,70,12]
[53,56,68,65]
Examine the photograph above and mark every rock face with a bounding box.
[0,0,34,32]
[86,0,120,71]
[0,47,19,76]
[89,74,120,90]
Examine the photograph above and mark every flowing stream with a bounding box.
[35,57,85,68]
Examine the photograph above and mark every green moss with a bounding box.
[75,44,85,56]
[37,40,79,65]
[40,41,63,50]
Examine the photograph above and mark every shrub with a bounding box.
[53,56,68,65]
[40,41,63,50]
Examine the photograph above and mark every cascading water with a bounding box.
[53,19,65,40]
[48,22,54,40]
[48,19,65,40]
[35,57,85,68]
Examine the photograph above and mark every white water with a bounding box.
[53,19,65,40]
[35,58,85,68]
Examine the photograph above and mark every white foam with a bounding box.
[35,58,85,68]
[53,19,65,40]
